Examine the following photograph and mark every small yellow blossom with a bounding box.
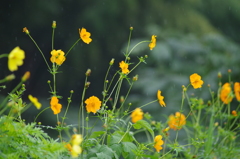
[131,108,144,123]
[71,134,83,145]
[168,112,186,130]
[79,28,92,44]
[154,135,164,152]
[8,46,25,72]
[232,110,237,117]
[85,96,102,113]
[149,35,157,50]
[234,82,240,101]
[71,145,82,158]
[220,83,233,104]
[28,95,42,109]
[119,61,130,74]
[190,73,204,89]
[157,90,166,107]
[50,49,66,65]
[50,96,62,114]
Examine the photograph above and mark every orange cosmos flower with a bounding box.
[157,90,166,107]
[154,135,164,152]
[79,28,92,44]
[220,83,233,104]
[50,49,66,65]
[85,96,102,113]
[190,73,204,89]
[168,112,186,130]
[131,108,144,123]
[234,82,240,101]
[119,61,130,74]
[149,35,157,50]
[50,96,62,114]
[232,110,237,117]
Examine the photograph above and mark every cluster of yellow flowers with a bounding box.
[65,134,83,158]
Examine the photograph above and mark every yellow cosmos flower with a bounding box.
[28,95,42,109]
[168,112,186,130]
[119,61,130,74]
[79,28,92,44]
[220,83,233,104]
[149,35,157,50]
[131,108,144,123]
[232,110,237,117]
[190,73,204,89]
[71,134,83,145]
[50,49,66,65]
[71,145,82,158]
[154,135,164,152]
[234,82,240,101]
[85,96,102,113]
[50,96,62,114]
[8,46,25,72]
[157,90,166,107]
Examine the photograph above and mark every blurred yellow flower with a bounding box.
[232,110,237,117]
[50,49,66,65]
[149,35,157,50]
[131,108,143,123]
[157,90,166,107]
[190,73,204,89]
[79,28,92,44]
[71,134,83,145]
[234,82,240,101]
[220,83,233,104]
[21,71,30,82]
[168,112,186,130]
[154,135,164,152]
[85,96,102,113]
[50,96,62,114]
[8,46,25,72]
[28,95,42,109]
[71,145,82,158]
[119,61,129,74]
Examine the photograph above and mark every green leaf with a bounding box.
[110,144,122,158]
[121,142,137,159]
[89,131,105,139]
[133,120,154,139]
[107,131,134,146]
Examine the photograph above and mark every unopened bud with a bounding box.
[120,96,124,103]
[109,58,115,65]
[52,21,56,28]
[130,27,133,30]
[5,74,15,81]
[21,71,30,81]
[132,75,138,82]
[218,72,222,78]
[85,81,91,88]
[228,69,232,73]
[85,69,91,76]
[23,27,30,34]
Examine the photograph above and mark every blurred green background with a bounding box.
[1,0,240,135]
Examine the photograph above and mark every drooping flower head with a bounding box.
[50,96,62,114]
[8,46,25,72]
[220,82,233,104]
[28,95,42,109]
[157,90,166,107]
[131,108,144,123]
[168,112,186,130]
[85,96,102,113]
[79,28,92,44]
[50,49,66,65]
[234,82,240,101]
[119,61,130,74]
[154,135,164,152]
[149,35,157,50]
[190,73,204,89]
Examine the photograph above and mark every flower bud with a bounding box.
[21,71,30,82]
[52,21,56,28]
[23,27,30,34]
[85,69,91,76]
[5,74,15,81]
[132,75,138,82]
[130,27,133,30]
[109,58,115,65]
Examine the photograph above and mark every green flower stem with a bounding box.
[126,41,149,58]
[27,34,51,71]
[34,107,51,123]
[127,100,158,115]
[118,82,133,112]
[79,75,88,136]
[125,28,133,55]
[103,77,121,106]
[0,53,8,58]
[65,39,81,57]
[52,28,55,50]
[57,114,62,142]
[61,91,73,130]
[112,79,123,112]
